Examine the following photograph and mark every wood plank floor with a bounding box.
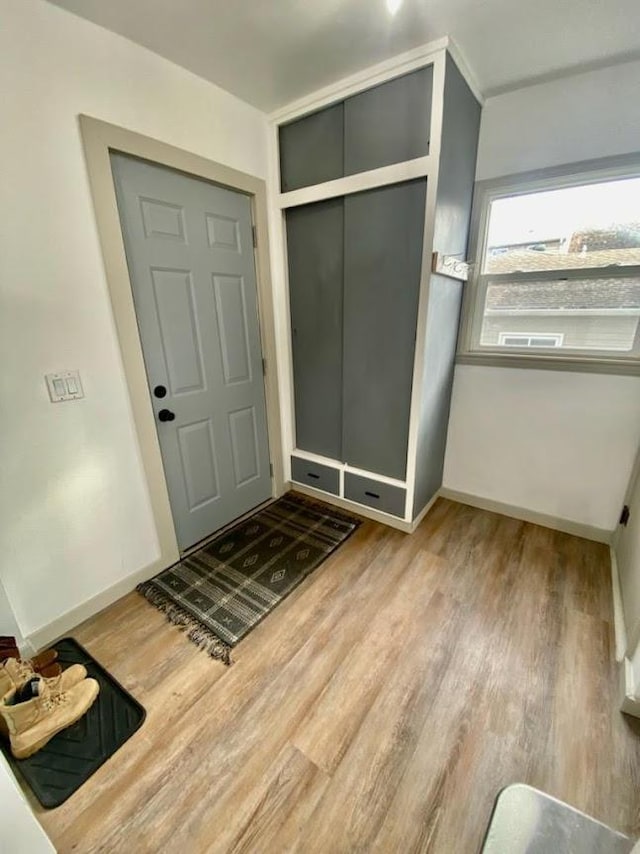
[35,498,640,853]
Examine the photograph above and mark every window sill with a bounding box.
[456,351,640,377]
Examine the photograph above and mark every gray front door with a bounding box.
[111,153,272,551]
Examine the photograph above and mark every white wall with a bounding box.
[443,61,640,533]
[445,367,640,531]
[0,580,26,652]
[475,59,640,181]
[0,756,55,853]
[0,0,269,639]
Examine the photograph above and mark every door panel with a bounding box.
[111,153,272,550]
[213,275,252,385]
[151,269,205,395]
[205,213,242,251]
[229,407,260,486]
[177,419,220,509]
[140,197,187,241]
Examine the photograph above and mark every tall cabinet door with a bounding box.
[287,198,344,459]
[342,179,427,480]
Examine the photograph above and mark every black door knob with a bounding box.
[158,409,175,422]
[153,385,167,399]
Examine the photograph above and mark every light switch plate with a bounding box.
[45,370,84,402]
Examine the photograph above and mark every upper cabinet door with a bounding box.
[279,66,433,193]
[279,103,344,192]
[344,67,433,175]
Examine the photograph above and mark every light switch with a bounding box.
[46,370,84,403]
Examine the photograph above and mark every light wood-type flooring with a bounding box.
[35,497,640,852]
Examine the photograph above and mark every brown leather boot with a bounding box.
[30,649,59,672]
[37,662,62,678]
[0,638,19,662]
[0,640,59,675]
[1,677,100,759]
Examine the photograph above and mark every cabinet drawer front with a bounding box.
[291,456,340,495]
[344,473,406,518]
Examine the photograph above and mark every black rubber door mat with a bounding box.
[2,637,145,808]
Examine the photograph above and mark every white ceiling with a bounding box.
[47,0,640,112]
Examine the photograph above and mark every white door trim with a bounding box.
[79,115,285,575]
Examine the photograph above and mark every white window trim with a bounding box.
[458,152,640,376]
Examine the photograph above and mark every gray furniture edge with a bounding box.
[413,53,482,517]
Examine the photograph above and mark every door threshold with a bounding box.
[179,496,279,560]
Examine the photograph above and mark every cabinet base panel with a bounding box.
[288,481,441,533]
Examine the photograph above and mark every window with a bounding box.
[463,162,640,371]
[498,333,563,348]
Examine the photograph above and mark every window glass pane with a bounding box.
[498,333,562,348]
[484,178,640,274]
[480,277,640,352]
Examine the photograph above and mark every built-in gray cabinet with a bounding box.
[279,66,433,193]
[279,50,481,525]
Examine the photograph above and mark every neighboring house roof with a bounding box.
[485,247,640,274]
[486,277,640,311]
[488,237,563,250]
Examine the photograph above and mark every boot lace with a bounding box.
[44,674,63,693]
[41,687,70,712]
[11,660,35,682]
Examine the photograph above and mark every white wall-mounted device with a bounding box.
[45,370,84,403]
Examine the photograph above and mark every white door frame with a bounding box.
[613,440,640,650]
[80,115,285,573]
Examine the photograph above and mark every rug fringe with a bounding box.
[136,582,233,666]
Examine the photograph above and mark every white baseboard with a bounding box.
[27,557,168,652]
[439,488,613,544]
[620,657,640,718]
[610,547,628,662]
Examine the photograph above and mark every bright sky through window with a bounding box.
[486,177,640,247]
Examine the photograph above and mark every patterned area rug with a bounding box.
[137,493,360,665]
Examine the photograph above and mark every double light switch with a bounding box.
[46,370,84,402]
